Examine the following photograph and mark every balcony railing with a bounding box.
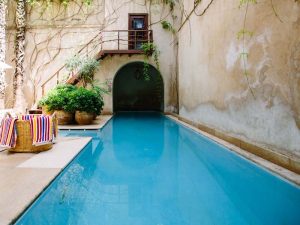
[41,30,153,96]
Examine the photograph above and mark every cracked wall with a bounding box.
[178,0,300,155]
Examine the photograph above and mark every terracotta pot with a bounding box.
[42,106,54,116]
[75,111,94,125]
[93,113,97,120]
[55,110,74,125]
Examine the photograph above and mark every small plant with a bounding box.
[39,84,77,112]
[65,55,81,73]
[141,43,154,56]
[79,58,100,87]
[65,56,100,87]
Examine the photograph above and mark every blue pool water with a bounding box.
[15,112,300,225]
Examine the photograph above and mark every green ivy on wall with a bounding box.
[142,43,160,81]
[161,20,175,34]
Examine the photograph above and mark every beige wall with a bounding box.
[4,0,178,112]
[178,0,300,155]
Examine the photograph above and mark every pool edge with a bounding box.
[166,114,300,187]
[9,116,114,225]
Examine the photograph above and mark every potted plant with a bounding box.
[79,57,99,87]
[71,87,104,125]
[39,98,53,116]
[90,84,109,119]
[65,55,81,78]
[39,84,77,125]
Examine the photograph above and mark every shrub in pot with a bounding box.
[91,85,108,119]
[71,87,104,125]
[39,84,77,125]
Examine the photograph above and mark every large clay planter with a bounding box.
[75,111,94,125]
[55,110,74,125]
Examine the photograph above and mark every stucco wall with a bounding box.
[178,0,300,155]
[4,0,178,112]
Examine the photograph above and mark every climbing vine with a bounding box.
[141,42,160,81]
[7,0,104,108]
[238,0,256,97]
[0,0,7,104]
[161,20,175,34]
[26,0,93,7]
[236,0,295,97]
[163,0,176,11]
[14,0,27,112]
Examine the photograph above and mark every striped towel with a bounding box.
[30,116,55,145]
[18,114,36,121]
[0,117,18,148]
[19,114,57,145]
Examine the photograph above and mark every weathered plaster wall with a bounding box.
[4,0,178,112]
[178,0,300,156]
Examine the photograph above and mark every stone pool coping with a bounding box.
[58,115,111,130]
[166,115,300,186]
[0,115,112,225]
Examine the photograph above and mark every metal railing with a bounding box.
[41,30,153,96]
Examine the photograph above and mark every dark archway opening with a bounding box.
[113,62,164,112]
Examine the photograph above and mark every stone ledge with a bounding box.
[58,115,112,130]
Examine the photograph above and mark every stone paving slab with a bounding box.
[18,137,91,169]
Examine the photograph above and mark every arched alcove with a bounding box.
[113,62,164,112]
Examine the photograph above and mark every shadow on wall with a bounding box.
[113,61,164,112]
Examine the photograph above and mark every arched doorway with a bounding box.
[113,62,164,112]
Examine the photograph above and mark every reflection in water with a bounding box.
[112,113,164,168]
[16,113,300,225]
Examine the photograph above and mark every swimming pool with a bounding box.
[15,112,300,225]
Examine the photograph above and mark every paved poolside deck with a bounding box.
[0,115,112,225]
